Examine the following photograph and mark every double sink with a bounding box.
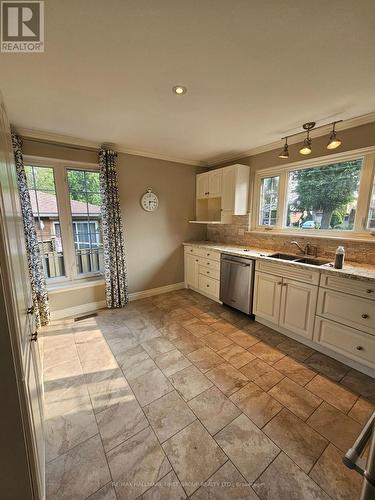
[269,253,332,267]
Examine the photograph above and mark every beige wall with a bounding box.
[116,153,205,293]
[48,282,106,311]
[22,139,206,313]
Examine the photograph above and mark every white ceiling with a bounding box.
[1,0,375,165]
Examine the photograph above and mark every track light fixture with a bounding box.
[278,120,343,159]
[299,122,315,155]
[278,137,289,159]
[327,121,342,150]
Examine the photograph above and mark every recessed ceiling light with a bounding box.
[173,85,187,95]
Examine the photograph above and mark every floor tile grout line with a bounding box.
[83,481,115,500]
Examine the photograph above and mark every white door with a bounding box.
[253,271,281,325]
[196,173,209,198]
[208,169,222,197]
[185,254,199,288]
[0,96,45,498]
[279,278,318,339]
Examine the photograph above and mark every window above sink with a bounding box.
[253,148,375,237]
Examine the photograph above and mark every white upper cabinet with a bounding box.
[208,169,222,197]
[194,164,250,223]
[196,173,209,198]
[196,170,223,199]
[221,164,250,215]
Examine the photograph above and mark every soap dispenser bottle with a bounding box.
[334,246,345,269]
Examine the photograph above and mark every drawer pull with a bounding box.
[356,346,364,351]
[362,314,369,319]
[190,249,193,252]
[206,262,210,265]
[207,253,210,256]
[366,289,374,294]
[206,284,210,288]
[195,259,199,262]
[206,271,210,274]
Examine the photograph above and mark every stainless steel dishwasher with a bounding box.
[220,253,255,315]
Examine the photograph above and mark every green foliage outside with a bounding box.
[290,160,362,229]
[25,166,101,206]
[67,170,101,206]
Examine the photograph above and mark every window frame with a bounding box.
[24,155,103,286]
[252,147,375,237]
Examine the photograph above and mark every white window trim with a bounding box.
[23,155,104,288]
[251,146,375,238]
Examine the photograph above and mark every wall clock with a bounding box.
[141,188,159,212]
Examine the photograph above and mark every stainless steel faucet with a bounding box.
[290,240,318,257]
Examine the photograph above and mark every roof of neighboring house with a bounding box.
[29,190,101,216]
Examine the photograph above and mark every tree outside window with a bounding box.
[286,159,362,230]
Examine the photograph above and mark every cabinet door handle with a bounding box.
[206,262,210,265]
[362,313,369,319]
[356,345,364,351]
[195,259,199,262]
[206,284,210,288]
[206,271,210,274]
[282,283,288,287]
[277,282,282,285]
[366,289,374,294]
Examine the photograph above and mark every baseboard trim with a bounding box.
[129,282,185,301]
[50,282,186,319]
[50,300,107,321]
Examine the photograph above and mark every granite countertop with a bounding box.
[183,241,375,283]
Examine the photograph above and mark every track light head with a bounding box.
[327,122,342,150]
[279,137,289,159]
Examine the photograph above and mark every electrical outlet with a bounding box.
[238,228,245,236]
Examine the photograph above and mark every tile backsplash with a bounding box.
[207,216,375,264]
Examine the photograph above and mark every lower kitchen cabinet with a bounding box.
[184,244,375,376]
[314,316,375,370]
[253,271,281,324]
[185,253,199,288]
[184,246,221,301]
[279,278,318,339]
[254,271,318,339]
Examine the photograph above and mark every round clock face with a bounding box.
[141,190,159,212]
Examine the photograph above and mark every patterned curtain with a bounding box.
[99,147,129,308]
[12,133,50,328]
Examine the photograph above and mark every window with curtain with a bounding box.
[24,162,103,282]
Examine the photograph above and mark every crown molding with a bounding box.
[206,110,375,166]
[16,127,205,167]
[15,110,375,168]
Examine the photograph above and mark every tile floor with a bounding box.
[42,289,375,500]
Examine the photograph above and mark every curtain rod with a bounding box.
[22,136,100,153]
